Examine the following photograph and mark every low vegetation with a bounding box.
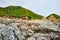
[47,13,60,19]
[0,6,43,19]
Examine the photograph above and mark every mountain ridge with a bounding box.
[0,6,43,19]
[0,6,60,19]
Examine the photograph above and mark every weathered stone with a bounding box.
[3,19,15,25]
[27,30,34,36]
[0,24,23,40]
[0,18,60,40]
[37,37,50,40]
[27,37,36,40]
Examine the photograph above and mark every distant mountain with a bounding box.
[0,6,43,19]
[47,13,60,19]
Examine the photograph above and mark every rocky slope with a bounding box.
[0,17,60,40]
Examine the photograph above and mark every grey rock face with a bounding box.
[0,24,23,40]
[0,18,60,40]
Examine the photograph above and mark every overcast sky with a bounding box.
[0,0,60,16]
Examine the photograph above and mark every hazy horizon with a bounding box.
[0,0,60,17]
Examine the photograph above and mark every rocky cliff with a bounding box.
[0,18,60,40]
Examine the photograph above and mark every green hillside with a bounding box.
[47,13,60,19]
[0,6,43,19]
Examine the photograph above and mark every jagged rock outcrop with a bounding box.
[0,24,23,40]
[0,18,60,40]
